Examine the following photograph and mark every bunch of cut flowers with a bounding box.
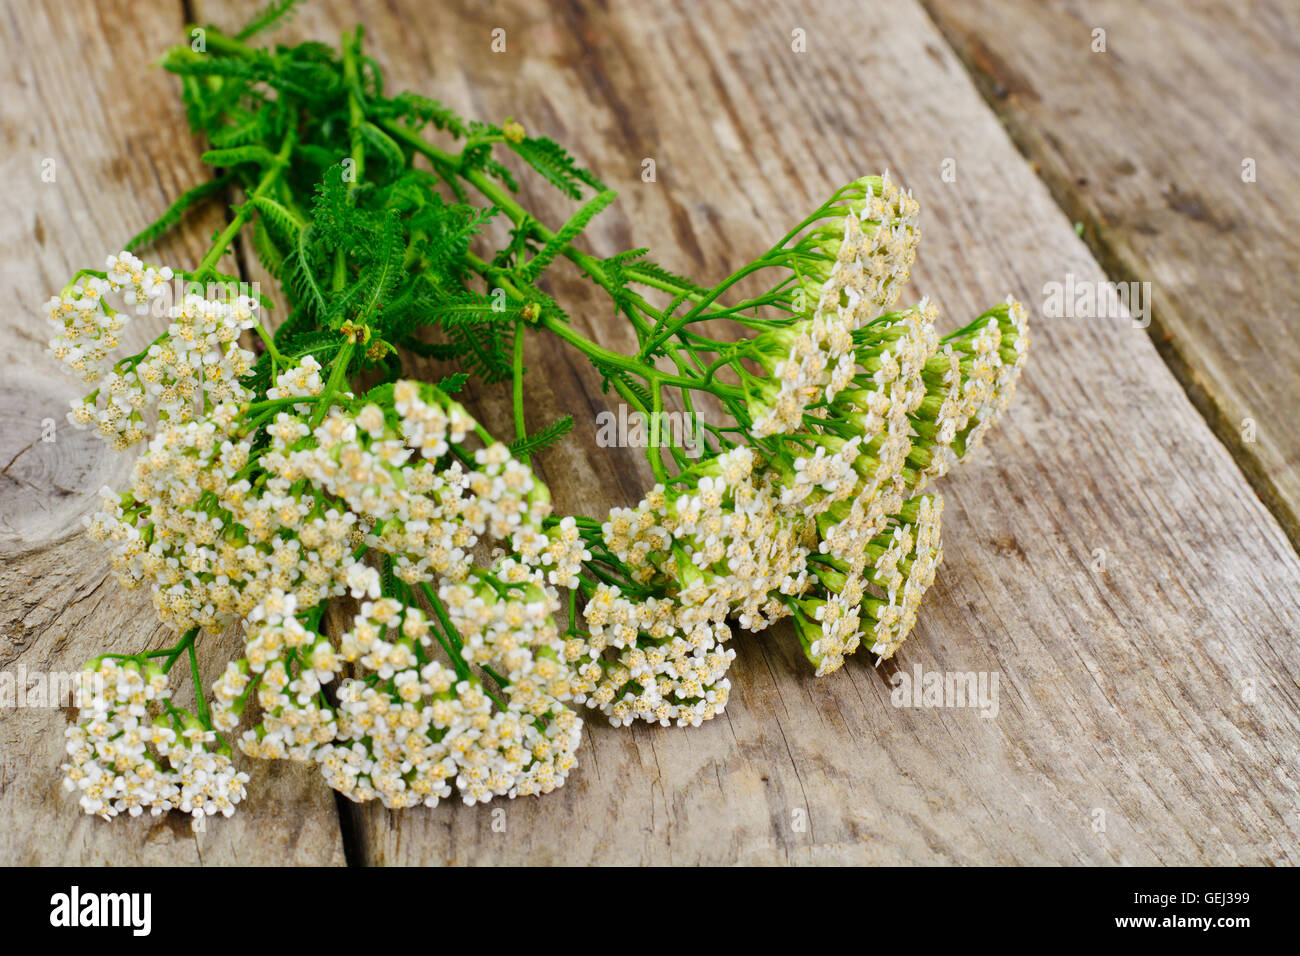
[50,3,1027,822]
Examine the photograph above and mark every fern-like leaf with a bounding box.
[251,217,285,278]
[449,321,514,383]
[283,224,329,318]
[251,195,306,240]
[123,174,232,252]
[235,0,303,40]
[518,189,616,282]
[401,338,463,360]
[507,135,605,200]
[382,93,468,140]
[351,211,404,325]
[360,122,406,172]
[510,415,574,458]
[200,145,282,169]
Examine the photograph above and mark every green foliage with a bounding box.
[359,122,405,171]
[307,166,364,251]
[144,15,669,457]
[201,145,282,169]
[510,415,574,458]
[250,216,285,277]
[282,225,329,319]
[250,196,304,242]
[518,190,616,283]
[350,210,404,327]
[235,0,303,41]
[449,319,515,384]
[602,247,706,315]
[124,175,232,252]
[506,135,606,200]
[379,92,469,140]
[594,366,653,409]
[207,114,271,149]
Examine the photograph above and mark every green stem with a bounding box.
[188,639,211,728]
[420,582,471,682]
[245,394,314,415]
[253,321,285,374]
[333,29,367,293]
[160,627,200,675]
[199,30,257,58]
[648,378,667,482]
[381,118,760,417]
[192,125,297,284]
[464,249,741,402]
[309,342,357,427]
[639,258,777,358]
[512,316,528,451]
[537,311,738,397]
[342,29,367,186]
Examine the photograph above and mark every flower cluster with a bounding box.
[46,252,173,384]
[48,251,261,449]
[331,588,581,805]
[566,441,946,728]
[562,179,1028,723]
[233,590,580,808]
[84,398,372,635]
[61,658,249,820]
[51,255,595,815]
[749,174,921,437]
[84,360,588,811]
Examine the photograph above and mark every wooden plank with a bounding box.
[0,0,346,864]
[48,0,1300,865]
[923,0,1300,547]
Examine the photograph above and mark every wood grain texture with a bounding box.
[3,0,1298,865]
[923,0,1300,547]
[0,0,346,865]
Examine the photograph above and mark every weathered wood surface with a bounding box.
[0,0,346,865]
[2,0,1298,865]
[924,0,1300,547]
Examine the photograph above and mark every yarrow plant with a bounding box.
[63,657,249,820]
[50,1,1028,822]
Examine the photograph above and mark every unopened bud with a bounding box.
[503,120,526,143]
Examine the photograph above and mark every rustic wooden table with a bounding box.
[2,0,1297,865]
